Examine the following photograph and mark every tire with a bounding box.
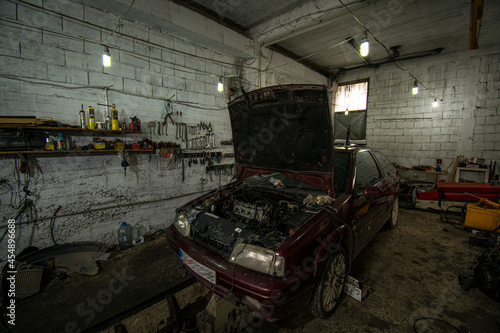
[310,249,347,319]
[387,196,399,229]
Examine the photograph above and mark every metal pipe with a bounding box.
[1,190,211,228]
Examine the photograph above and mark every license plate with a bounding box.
[179,249,216,284]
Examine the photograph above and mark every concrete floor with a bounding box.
[200,205,500,333]
[8,203,499,333]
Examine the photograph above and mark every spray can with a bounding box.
[57,132,67,151]
[111,104,119,131]
[79,104,86,129]
[87,106,95,129]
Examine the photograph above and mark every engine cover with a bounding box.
[233,200,271,222]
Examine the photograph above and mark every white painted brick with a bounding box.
[149,29,175,49]
[103,61,136,80]
[0,36,20,57]
[430,134,451,143]
[0,1,16,20]
[18,4,62,31]
[136,68,162,86]
[0,56,48,79]
[65,50,102,71]
[173,53,186,67]
[21,40,65,65]
[123,78,152,97]
[120,20,149,40]
[185,56,206,72]
[43,32,85,52]
[89,72,123,90]
[119,51,149,69]
[47,64,88,85]
[485,133,498,142]
[440,126,460,135]
[45,0,84,19]
[404,128,422,136]
[395,135,412,143]
[396,121,414,129]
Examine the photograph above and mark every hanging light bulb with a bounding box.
[217,76,224,92]
[102,46,111,67]
[433,98,439,107]
[360,31,369,57]
[412,80,419,95]
[345,108,349,116]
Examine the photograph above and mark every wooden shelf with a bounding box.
[0,125,142,134]
[0,149,156,155]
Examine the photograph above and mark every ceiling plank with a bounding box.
[469,0,484,50]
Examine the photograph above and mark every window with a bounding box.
[372,151,398,183]
[355,151,381,190]
[333,80,369,141]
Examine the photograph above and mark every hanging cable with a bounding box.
[338,0,443,102]
[101,0,136,43]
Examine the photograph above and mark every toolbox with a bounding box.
[465,203,500,232]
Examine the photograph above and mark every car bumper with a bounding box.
[166,226,316,321]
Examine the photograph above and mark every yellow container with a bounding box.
[87,106,95,130]
[464,203,500,232]
[93,141,106,150]
[114,142,126,150]
[111,104,119,130]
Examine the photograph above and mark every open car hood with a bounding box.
[228,85,334,174]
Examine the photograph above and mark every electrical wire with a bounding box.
[337,0,443,101]
[101,0,136,43]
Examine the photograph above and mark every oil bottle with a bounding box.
[87,106,95,130]
[111,103,119,130]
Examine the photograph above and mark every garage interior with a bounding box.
[0,0,500,332]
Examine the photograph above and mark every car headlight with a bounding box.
[173,213,190,237]
[229,243,285,277]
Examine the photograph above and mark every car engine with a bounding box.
[185,185,319,257]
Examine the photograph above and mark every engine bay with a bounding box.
[186,185,319,257]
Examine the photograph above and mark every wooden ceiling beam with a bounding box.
[469,0,484,50]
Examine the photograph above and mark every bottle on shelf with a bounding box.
[87,106,95,130]
[111,104,119,131]
[79,104,86,129]
[57,132,67,151]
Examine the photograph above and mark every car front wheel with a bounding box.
[310,249,347,319]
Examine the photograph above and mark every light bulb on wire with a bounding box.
[217,76,224,92]
[433,98,439,108]
[360,31,369,57]
[412,80,419,95]
[102,46,111,67]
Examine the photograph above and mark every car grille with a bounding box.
[190,213,251,258]
[191,228,232,257]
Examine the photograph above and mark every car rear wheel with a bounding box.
[387,196,399,229]
[310,249,347,319]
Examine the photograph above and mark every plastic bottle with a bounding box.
[132,223,147,245]
[87,106,95,129]
[118,222,133,250]
[111,104,119,131]
[79,104,86,129]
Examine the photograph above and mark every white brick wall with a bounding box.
[0,0,323,255]
[337,49,500,177]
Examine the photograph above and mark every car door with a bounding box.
[351,150,385,258]
[372,150,399,224]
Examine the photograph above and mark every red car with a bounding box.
[166,84,399,321]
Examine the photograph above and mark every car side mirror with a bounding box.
[364,186,383,197]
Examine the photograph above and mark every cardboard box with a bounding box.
[344,275,370,302]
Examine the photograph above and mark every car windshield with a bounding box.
[245,172,322,192]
